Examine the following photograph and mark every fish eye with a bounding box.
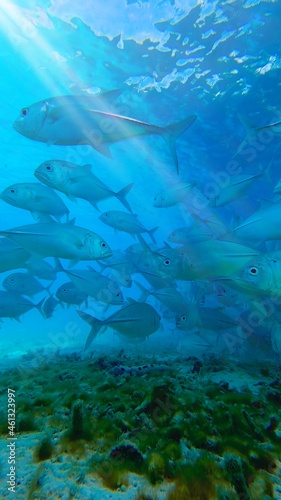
[45,164,52,171]
[9,278,14,282]
[101,241,107,248]
[21,108,28,116]
[248,267,259,276]
[10,189,15,194]
[181,315,186,321]
[164,258,170,266]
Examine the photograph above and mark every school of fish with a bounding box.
[1,89,280,359]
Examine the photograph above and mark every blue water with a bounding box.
[2,2,281,499]
[0,0,281,364]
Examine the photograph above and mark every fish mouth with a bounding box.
[34,171,49,183]
[13,120,21,132]
[103,249,113,259]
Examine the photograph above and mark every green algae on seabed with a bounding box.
[0,352,280,498]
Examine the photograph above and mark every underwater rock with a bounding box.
[192,359,203,373]
[109,443,144,472]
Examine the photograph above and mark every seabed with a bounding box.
[0,347,280,499]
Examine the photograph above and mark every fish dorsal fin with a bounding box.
[68,218,76,225]
[98,89,123,102]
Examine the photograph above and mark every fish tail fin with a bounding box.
[236,115,259,155]
[237,114,257,132]
[54,258,65,273]
[148,226,159,244]
[36,297,46,316]
[163,115,197,174]
[135,280,150,302]
[45,282,53,296]
[115,183,134,213]
[259,162,273,185]
[76,310,103,351]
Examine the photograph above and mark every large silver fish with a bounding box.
[0,182,69,220]
[233,251,281,298]
[13,93,197,173]
[232,200,281,242]
[34,160,133,212]
[0,221,112,261]
[156,240,261,280]
[77,300,161,350]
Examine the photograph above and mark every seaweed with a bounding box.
[34,435,54,462]
[224,453,251,499]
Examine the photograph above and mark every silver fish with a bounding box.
[232,200,281,242]
[25,257,63,281]
[153,182,195,208]
[56,282,88,308]
[176,306,238,333]
[156,240,260,280]
[42,294,59,319]
[13,93,197,173]
[0,182,69,220]
[0,221,112,261]
[98,251,133,288]
[2,272,51,298]
[99,210,158,244]
[207,172,265,208]
[77,300,161,350]
[168,225,213,245]
[0,291,44,321]
[65,267,123,305]
[135,281,186,314]
[233,252,281,297]
[34,160,133,212]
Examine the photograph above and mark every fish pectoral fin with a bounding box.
[90,140,112,158]
[89,201,100,211]
[66,194,77,203]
